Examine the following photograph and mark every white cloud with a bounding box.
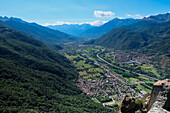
[43,20,108,27]
[44,21,79,26]
[94,11,115,17]
[84,20,108,26]
[126,14,143,19]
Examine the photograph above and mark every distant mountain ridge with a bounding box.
[122,13,170,31]
[80,18,139,38]
[47,24,94,36]
[143,13,170,22]
[89,13,170,50]
[0,16,76,44]
[94,21,170,51]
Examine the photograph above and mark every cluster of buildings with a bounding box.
[115,51,154,63]
[77,64,139,102]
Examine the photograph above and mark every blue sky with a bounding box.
[0,0,170,26]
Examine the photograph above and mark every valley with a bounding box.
[0,2,169,112]
[59,43,159,109]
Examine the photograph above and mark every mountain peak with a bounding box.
[47,23,94,36]
[143,12,170,22]
[80,18,139,38]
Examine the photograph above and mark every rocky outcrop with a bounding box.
[121,94,136,113]
[147,79,170,113]
[120,94,145,113]
[120,80,170,113]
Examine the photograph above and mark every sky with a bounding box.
[0,0,170,26]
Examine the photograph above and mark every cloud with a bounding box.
[84,20,108,26]
[43,20,108,27]
[126,14,143,19]
[43,21,78,26]
[94,11,115,17]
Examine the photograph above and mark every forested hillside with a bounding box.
[94,28,151,50]
[0,24,112,113]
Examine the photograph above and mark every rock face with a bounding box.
[120,80,170,113]
[121,94,136,113]
[147,80,170,113]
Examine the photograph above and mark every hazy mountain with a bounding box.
[0,24,111,112]
[0,16,76,44]
[47,24,94,36]
[80,18,139,38]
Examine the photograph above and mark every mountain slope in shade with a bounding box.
[0,16,76,44]
[93,20,170,51]
[139,20,170,38]
[94,28,151,50]
[0,24,112,112]
[47,24,94,36]
[80,18,139,38]
[139,21,170,76]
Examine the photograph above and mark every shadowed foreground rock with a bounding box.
[120,79,170,113]
[120,94,145,113]
[121,94,136,113]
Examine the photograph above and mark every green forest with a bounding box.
[0,24,112,113]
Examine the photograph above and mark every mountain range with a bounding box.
[88,13,170,51]
[47,24,94,36]
[80,18,139,38]
[122,13,170,31]
[0,16,76,44]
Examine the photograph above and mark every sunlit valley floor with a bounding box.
[58,43,165,111]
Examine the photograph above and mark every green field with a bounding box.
[140,64,161,78]
[65,48,104,79]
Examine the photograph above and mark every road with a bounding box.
[97,51,159,81]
